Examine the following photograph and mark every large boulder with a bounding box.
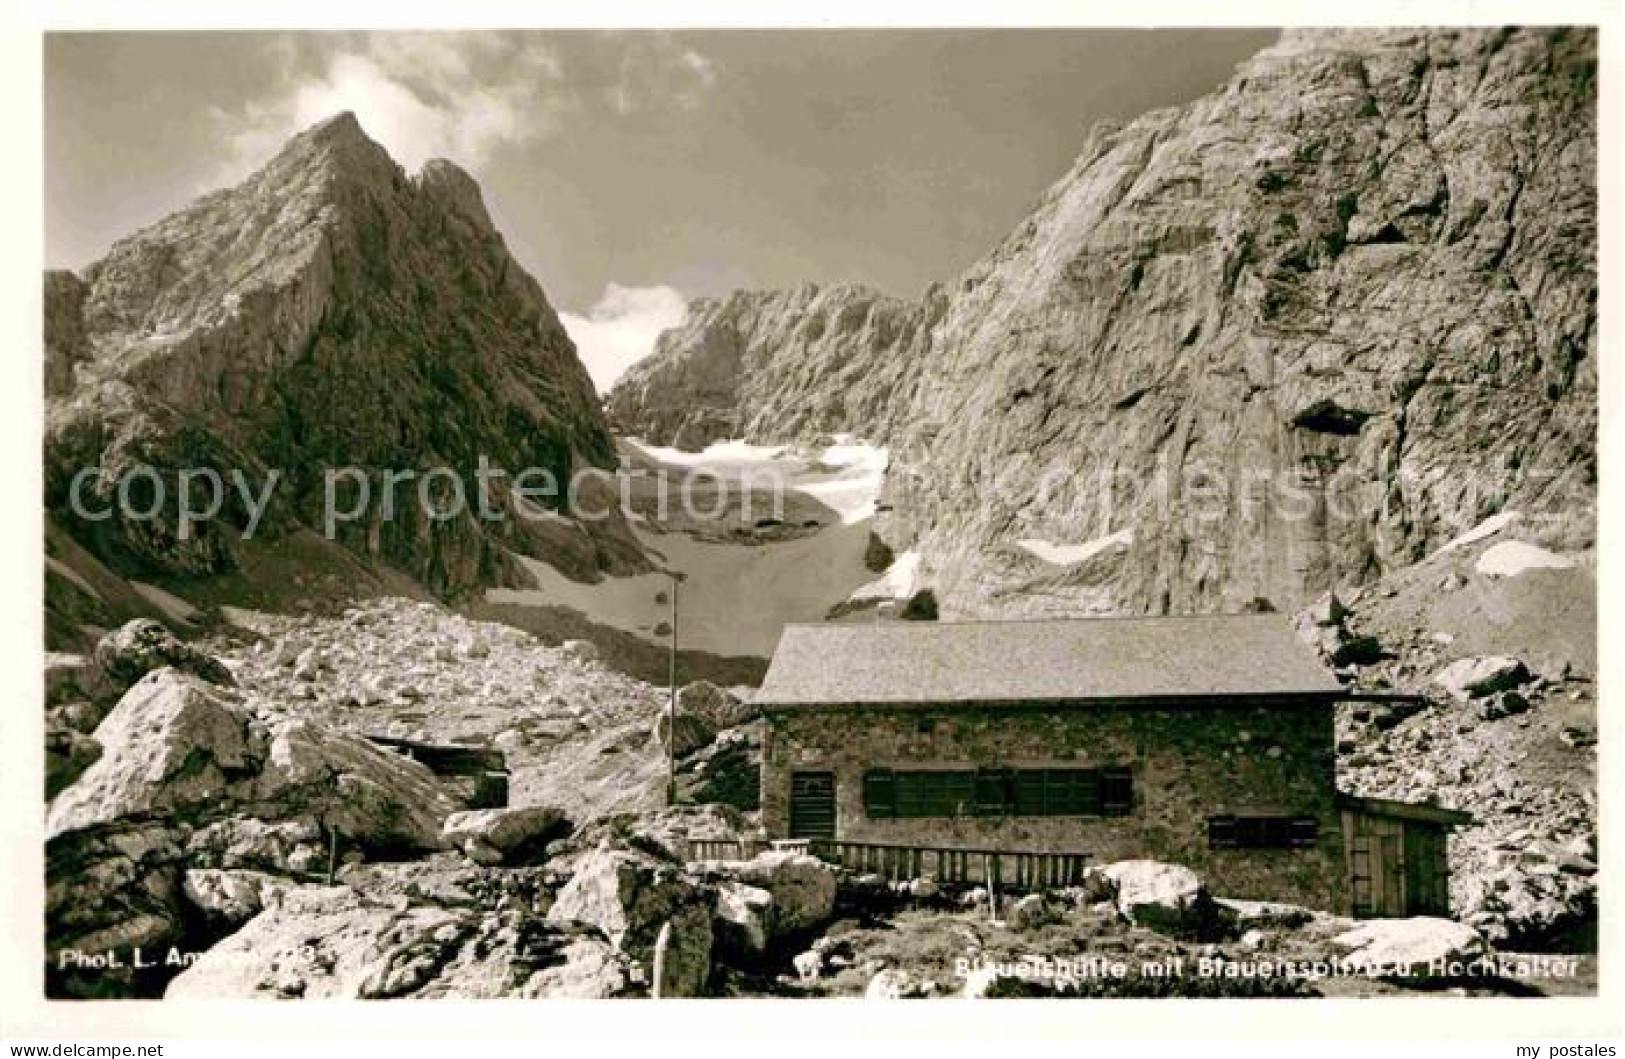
[712,882,774,960]
[1005,892,1052,931]
[1095,860,1223,937]
[1098,860,1203,915]
[93,619,234,697]
[46,820,191,998]
[47,669,257,838]
[247,719,460,853]
[48,666,459,854]
[714,851,837,934]
[441,805,570,866]
[546,845,713,996]
[185,816,326,874]
[1333,917,1490,973]
[182,868,294,928]
[1434,656,1531,699]
[865,966,929,999]
[652,709,716,758]
[676,721,763,811]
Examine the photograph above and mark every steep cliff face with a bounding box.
[45,113,645,640]
[609,28,1597,617]
[605,283,944,450]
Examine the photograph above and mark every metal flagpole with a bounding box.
[666,571,679,805]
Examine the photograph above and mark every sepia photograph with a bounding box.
[3,1,1617,1047]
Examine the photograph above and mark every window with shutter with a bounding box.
[920,772,959,817]
[895,772,927,818]
[863,769,895,819]
[1253,817,1290,847]
[973,769,1012,816]
[1051,769,1098,815]
[1012,770,1048,816]
[1209,814,1316,849]
[882,770,978,818]
[861,766,1136,819]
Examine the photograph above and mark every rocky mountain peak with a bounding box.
[266,110,399,182]
[45,113,646,647]
[298,108,366,143]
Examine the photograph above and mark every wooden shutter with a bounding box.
[944,771,975,817]
[973,769,1011,816]
[1288,817,1319,848]
[1212,815,1314,849]
[890,771,975,818]
[863,769,895,819]
[894,772,923,818]
[920,772,957,817]
[1012,770,1047,816]
[1044,769,1099,815]
[1101,766,1133,816]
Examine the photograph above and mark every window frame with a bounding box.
[862,765,1134,819]
[1208,813,1320,850]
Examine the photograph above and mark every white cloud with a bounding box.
[681,49,718,88]
[207,35,567,186]
[607,36,721,117]
[559,283,689,393]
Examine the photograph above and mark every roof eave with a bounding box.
[1336,792,1475,827]
[756,690,1346,712]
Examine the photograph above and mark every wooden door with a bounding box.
[1349,829,1407,917]
[789,771,836,839]
[1404,826,1450,916]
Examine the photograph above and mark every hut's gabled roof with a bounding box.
[755,614,1344,707]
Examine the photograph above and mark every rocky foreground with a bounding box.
[42,599,765,998]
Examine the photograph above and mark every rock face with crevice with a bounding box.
[609,28,1597,618]
[44,112,646,646]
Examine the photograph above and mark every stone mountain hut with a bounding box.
[754,614,1468,916]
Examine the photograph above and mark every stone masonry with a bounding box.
[761,696,1347,911]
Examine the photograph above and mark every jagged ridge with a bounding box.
[608,28,1597,618]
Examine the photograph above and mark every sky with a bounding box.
[45,29,1275,391]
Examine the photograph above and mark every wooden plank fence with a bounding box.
[685,837,772,862]
[809,840,1090,890]
[681,836,1090,892]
